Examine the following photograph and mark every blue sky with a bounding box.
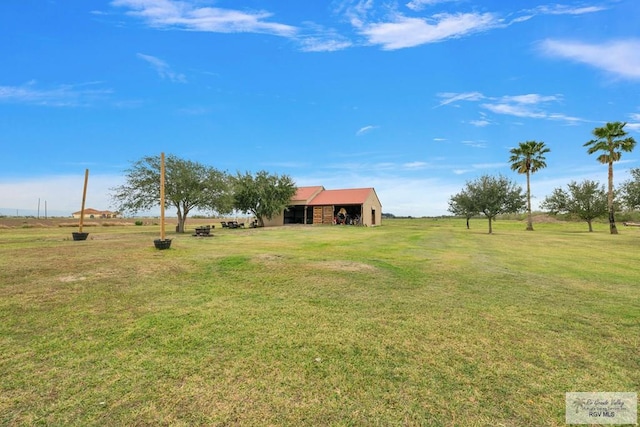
[1,0,639,217]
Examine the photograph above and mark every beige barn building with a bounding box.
[263,186,382,227]
[71,208,119,219]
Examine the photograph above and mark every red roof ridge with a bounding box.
[306,187,378,205]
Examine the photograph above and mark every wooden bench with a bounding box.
[193,225,214,237]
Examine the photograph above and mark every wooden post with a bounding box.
[79,169,89,233]
[160,153,166,241]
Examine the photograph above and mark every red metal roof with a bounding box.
[307,188,376,206]
[292,186,324,203]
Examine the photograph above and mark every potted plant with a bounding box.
[154,238,171,249]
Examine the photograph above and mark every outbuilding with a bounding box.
[264,186,382,227]
[71,208,119,219]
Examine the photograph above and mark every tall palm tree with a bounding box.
[584,121,637,234]
[509,140,550,231]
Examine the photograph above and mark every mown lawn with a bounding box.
[0,218,638,426]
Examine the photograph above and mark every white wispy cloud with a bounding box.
[298,36,353,52]
[533,4,607,15]
[500,94,561,104]
[340,0,376,28]
[0,81,111,107]
[358,12,500,50]
[469,119,491,127]
[468,112,492,127]
[137,53,187,83]
[436,91,484,107]
[539,39,640,79]
[113,0,354,52]
[110,0,606,52]
[481,102,548,119]
[510,3,605,25]
[111,0,298,37]
[346,1,606,52]
[402,161,429,169]
[295,22,353,52]
[481,95,587,124]
[438,91,585,124]
[110,0,610,55]
[405,0,458,12]
[356,125,378,135]
[547,113,586,124]
[342,1,608,52]
[626,114,640,132]
[452,168,471,175]
[462,140,487,149]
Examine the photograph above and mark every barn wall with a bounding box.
[362,192,382,226]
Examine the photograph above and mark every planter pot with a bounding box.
[154,239,172,250]
[72,232,89,241]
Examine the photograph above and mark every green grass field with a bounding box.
[1,218,638,426]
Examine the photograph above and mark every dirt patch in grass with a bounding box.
[253,254,377,273]
[254,253,289,262]
[58,274,88,283]
[315,260,378,272]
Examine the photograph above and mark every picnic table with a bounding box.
[193,225,214,237]
[221,221,244,229]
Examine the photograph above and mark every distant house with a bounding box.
[263,186,382,227]
[71,208,119,219]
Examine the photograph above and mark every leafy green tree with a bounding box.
[110,154,233,233]
[458,174,526,234]
[509,140,550,231]
[541,180,607,232]
[584,122,637,234]
[233,171,297,227]
[619,168,640,211]
[448,189,478,229]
